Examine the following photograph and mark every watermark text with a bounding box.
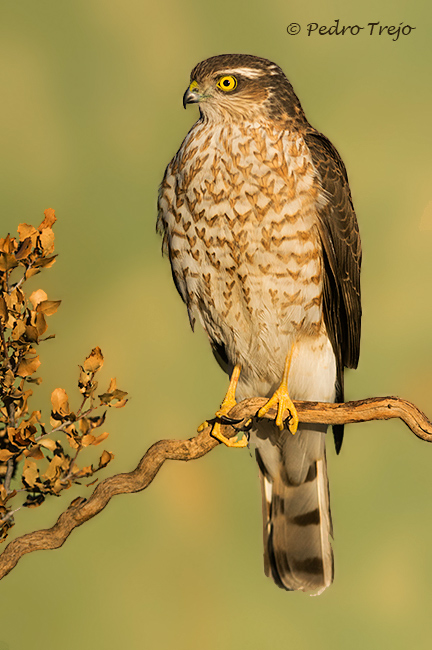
[287,20,416,41]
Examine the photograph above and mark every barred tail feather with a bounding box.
[255,424,334,594]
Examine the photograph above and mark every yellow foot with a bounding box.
[257,348,299,434]
[211,422,248,448]
[215,363,241,419]
[198,365,248,449]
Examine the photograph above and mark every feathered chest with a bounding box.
[160,121,324,252]
[157,120,326,346]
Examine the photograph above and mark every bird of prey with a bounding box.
[157,54,361,593]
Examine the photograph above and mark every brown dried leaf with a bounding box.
[53,478,70,494]
[107,377,117,393]
[25,446,45,460]
[83,347,104,373]
[8,423,36,447]
[25,325,39,342]
[4,291,24,322]
[15,237,32,260]
[81,434,96,447]
[29,289,48,308]
[78,367,91,388]
[0,296,7,321]
[87,411,107,430]
[25,267,41,280]
[0,450,15,462]
[0,235,15,254]
[65,433,80,450]
[93,431,109,445]
[39,208,56,230]
[0,253,18,271]
[42,455,67,482]
[23,493,45,508]
[16,356,41,378]
[5,313,15,330]
[115,399,128,409]
[32,255,57,270]
[36,300,61,316]
[35,312,47,336]
[3,370,15,388]
[22,459,39,488]
[11,320,26,341]
[13,287,25,306]
[70,465,92,479]
[39,228,55,252]
[39,438,57,451]
[17,223,37,240]
[98,450,114,469]
[0,518,15,541]
[98,386,128,406]
[79,417,90,434]
[51,387,70,416]
[27,410,42,426]
[15,389,33,416]
[111,389,128,400]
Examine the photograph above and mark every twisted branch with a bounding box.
[0,394,431,580]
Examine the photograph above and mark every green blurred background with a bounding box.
[1,0,432,648]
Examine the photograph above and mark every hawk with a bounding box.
[157,54,361,593]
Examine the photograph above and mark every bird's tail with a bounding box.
[254,423,334,593]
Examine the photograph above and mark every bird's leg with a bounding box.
[198,364,248,448]
[257,347,299,434]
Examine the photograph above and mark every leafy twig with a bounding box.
[0,212,127,541]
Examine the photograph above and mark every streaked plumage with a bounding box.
[157,54,361,593]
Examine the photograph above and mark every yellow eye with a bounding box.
[217,75,237,92]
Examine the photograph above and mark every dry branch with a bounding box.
[0,394,431,580]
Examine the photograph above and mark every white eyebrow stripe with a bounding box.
[218,67,266,78]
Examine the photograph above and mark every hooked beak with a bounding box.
[183,81,201,109]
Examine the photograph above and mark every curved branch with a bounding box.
[0,394,431,580]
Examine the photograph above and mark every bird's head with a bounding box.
[183,54,305,124]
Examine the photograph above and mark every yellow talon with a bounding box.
[199,364,248,449]
[211,423,248,448]
[257,347,299,434]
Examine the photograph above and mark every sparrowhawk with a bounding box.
[157,54,361,594]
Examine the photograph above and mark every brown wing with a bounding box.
[304,129,362,452]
